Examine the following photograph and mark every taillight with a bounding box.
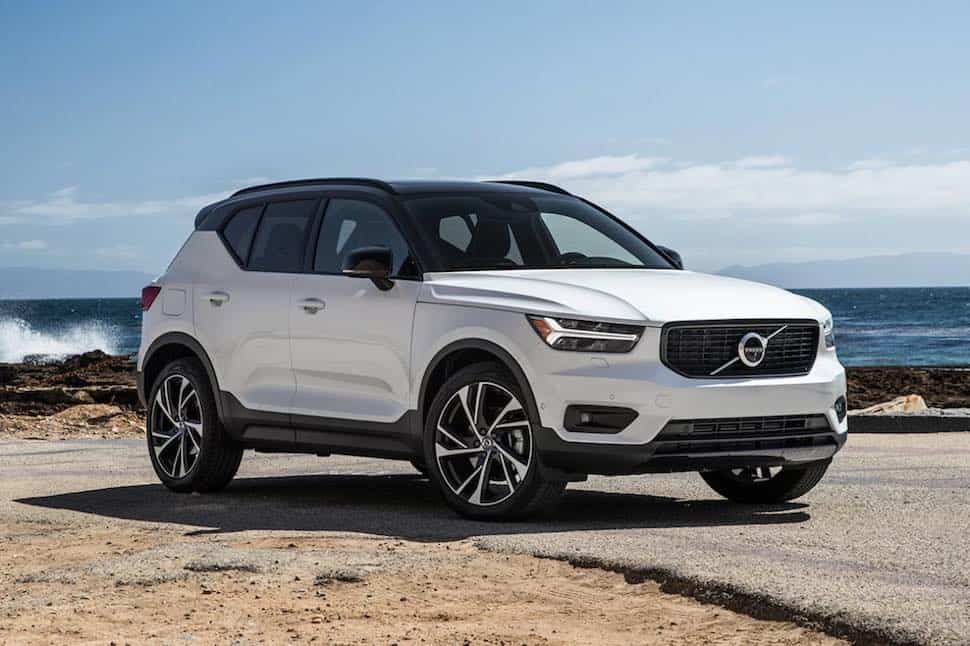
[141,285,162,311]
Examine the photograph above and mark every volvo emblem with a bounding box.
[738,332,768,367]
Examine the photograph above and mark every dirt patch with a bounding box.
[0,404,143,440]
[0,521,845,645]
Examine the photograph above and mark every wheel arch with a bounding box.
[417,339,541,428]
[139,332,225,422]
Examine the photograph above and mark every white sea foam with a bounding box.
[0,318,120,363]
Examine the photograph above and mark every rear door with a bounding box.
[289,197,420,427]
[193,199,318,425]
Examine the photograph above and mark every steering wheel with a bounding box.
[559,252,588,265]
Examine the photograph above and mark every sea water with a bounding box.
[1,288,968,366]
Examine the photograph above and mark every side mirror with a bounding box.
[657,245,683,270]
[342,246,394,291]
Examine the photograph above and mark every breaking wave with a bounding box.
[0,317,120,363]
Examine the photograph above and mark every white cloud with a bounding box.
[490,154,667,181]
[846,159,894,171]
[732,155,792,169]
[5,186,233,223]
[493,154,970,213]
[2,239,48,251]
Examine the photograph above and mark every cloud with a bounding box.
[492,154,970,213]
[5,186,233,223]
[490,154,667,181]
[2,239,48,251]
[732,155,792,169]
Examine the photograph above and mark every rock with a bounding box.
[851,394,928,415]
[72,390,95,404]
[50,404,126,425]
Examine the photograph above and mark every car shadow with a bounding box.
[17,473,810,540]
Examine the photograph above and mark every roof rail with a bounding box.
[231,177,397,198]
[486,180,571,196]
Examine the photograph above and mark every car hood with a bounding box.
[420,269,828,325]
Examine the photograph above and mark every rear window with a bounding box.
[222,206,262,264]
[247,200,316,273]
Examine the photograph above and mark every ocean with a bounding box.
[0,288,968,367]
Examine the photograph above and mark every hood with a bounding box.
[421,269,828,326]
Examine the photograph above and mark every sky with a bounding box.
[1,0,969,275]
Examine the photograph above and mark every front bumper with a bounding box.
[536,424,846,476]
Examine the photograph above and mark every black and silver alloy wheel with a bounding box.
[424,362,565,520]
[435,381,532,507]
[700,459,832,504]
[146,357,243,493]
[150,374,204,479]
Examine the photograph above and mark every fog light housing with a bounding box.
[564,405,638,434]
[834,395,847,423]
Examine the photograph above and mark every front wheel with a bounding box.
[146,358,243,493]
[700,460,831,504]
[424,363,564,520]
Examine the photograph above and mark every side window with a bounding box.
[248,200,316,273]
[314,199,415,276]
[222,205,262,264]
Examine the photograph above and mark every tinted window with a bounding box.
[222,206,262,263]
[248,200,315,273]
[405,194,673,271]
[314,199,415,276]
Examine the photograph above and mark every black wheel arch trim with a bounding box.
[138,332,225,422]
[418,338,542,431]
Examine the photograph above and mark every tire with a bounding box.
[146,357,243,493]
[700,460,831,504]
[423,362,565,520]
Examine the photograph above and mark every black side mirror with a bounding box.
[342,246,394,291]
[657,245,683,270]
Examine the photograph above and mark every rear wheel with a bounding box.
[424,363,564,520]
[146,358,243,493]
[700,460,831,503]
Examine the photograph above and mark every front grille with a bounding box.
[662,320,819,378]
[653,414,833,456]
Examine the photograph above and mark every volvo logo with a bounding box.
[738,332,768,367]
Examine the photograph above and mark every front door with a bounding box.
[290,197,420,428]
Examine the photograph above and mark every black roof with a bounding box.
[230,178,570,198]
[197,178,572,229]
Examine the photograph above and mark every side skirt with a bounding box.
[219,392,422,460]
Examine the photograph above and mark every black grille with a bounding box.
[653,415,833,455]
[662,320,819,378]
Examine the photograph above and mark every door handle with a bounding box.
[299,298,326,314]
[206,291,230,307]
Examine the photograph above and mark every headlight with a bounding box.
[822,318,836,349]
[527,316,644,353]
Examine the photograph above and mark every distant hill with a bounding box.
[718,253,970,289]
[0,267,156,299]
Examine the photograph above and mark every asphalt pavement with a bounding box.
[2,433,967,645]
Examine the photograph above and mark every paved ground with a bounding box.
[2,434,967,645]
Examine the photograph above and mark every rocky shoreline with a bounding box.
[2,353,969,437]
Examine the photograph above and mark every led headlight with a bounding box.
[527,316,644,353]
[823,318,836,349]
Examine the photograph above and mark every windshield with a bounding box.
[404,194,673,272]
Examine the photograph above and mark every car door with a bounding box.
[289,197,420,430]
[193,199,318,428]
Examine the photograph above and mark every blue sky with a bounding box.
[1,0,968,274]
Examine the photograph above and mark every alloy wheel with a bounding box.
[728,466,780,482]
[150,374,204,479]
[435,381,532,507]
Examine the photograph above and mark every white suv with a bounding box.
[138,178,847,520]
